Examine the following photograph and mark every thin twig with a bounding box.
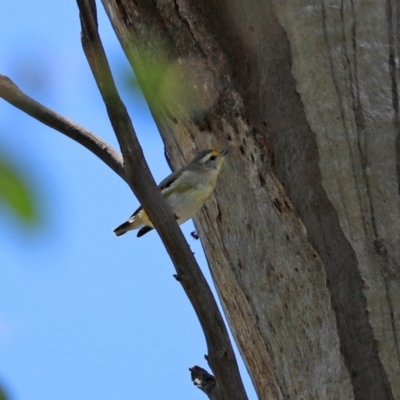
[0,74,125,181]
[76,0,247,399]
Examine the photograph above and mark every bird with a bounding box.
[113,149,228,237]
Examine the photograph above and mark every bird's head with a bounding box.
[189,149,229,173]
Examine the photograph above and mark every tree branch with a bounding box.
[0,74,125,181]
[76,0,247,399]
[190,366,223,400]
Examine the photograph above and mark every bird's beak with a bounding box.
[221,149,229,156]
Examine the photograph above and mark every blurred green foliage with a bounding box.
[129,53,193,120]
[0,154,39,226]
[125,41,215,122]
[0,384,8,400]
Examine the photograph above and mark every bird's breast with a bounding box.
[166,183,214,224]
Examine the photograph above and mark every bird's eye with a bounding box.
[209,155,216,161]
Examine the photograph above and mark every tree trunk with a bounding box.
[102,0,400,398]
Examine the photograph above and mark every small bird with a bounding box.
[113,149,228,237]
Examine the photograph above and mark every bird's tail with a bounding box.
[113,209,151,236]
[113,220,134,236]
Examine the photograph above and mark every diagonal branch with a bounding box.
[76,0,247,399]
[0,74,125,181]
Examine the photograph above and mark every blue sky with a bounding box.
[0,1,256,400]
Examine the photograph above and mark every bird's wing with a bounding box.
[130,204,143,219]
[129,167,184,219]
[158,167,184,191]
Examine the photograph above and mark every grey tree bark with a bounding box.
[102,0,400,399]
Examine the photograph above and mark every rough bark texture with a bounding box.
[77,1,247,399]
[102,0,400,399]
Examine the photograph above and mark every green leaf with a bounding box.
[0,156,38,224]
[125,39,216,121]
[0,384,9,400]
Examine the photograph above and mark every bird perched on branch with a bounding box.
[113,149,228,238]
